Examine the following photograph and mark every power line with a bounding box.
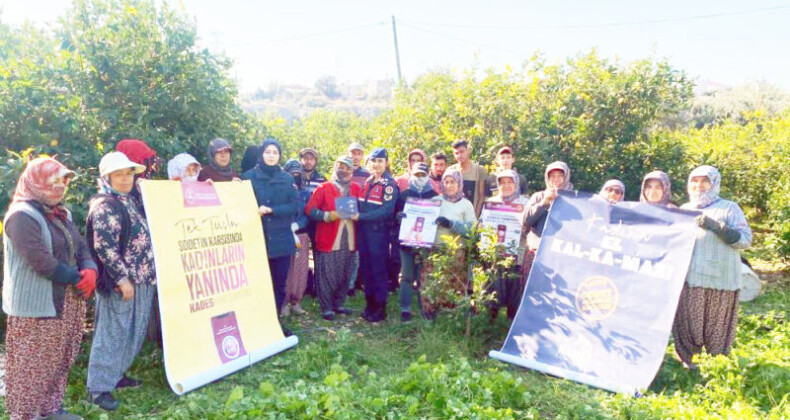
[399,4,790,30]
[226,22,387,48]
[399,22,524,57]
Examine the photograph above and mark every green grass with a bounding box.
[3,265,790,419]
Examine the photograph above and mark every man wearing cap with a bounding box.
[346,142,370,296]
[485,146,527,198]
[348,142,371,187]
[357,147,399,322]
[446,140,488,217]
[299,148,327,196]
[299,147,328,297]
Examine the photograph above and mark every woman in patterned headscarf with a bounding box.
[305,156,362,320]
[2,158,97,420]
[673,165,752,369]
[419,169,477,319]
[640,170,675,207]
[282,159,310,317]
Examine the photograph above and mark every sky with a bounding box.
[1,0,789,93]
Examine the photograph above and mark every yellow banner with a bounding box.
[140,180,297,394]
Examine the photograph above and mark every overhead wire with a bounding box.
[399,4,790,30]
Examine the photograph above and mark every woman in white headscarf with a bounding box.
[598,179,625,204]
[521,161,574,283]
[485,169,529,320]
[166,153,201,181]
[672,165,752,369]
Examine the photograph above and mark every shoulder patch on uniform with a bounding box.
[384,194,393,201]
[385,186,394,194]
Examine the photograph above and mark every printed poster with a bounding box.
[140,180,298,394]
[479,202,526,256]
[398,197,442,248]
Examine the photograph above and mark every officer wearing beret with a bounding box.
[357,147,399,322]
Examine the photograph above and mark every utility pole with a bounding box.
[391,15,403,83]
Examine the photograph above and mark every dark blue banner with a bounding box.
[490,191,699,393]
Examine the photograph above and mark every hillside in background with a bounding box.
[239,77,394,120]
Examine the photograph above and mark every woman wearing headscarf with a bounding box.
[3,158,97,420]
[394,162,439,322]
[242,138,300,318]
[485,169,530,321]
[199,138,239,182]
[673,165,752,369]
[241,145,262,175]
[420,169,477,319]
[522,161,574,281]
[115,138,161,202]
[116,139,162,348]
[86,152,157,411]
[395,148,428,192]
[305,156,361,320]
[640,170,676,207]
[598,179,626,204]
[282,159,310,316]
[166,153,202,181]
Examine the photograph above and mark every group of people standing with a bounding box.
[2,135,752,419]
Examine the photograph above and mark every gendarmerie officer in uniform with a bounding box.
[357,147,399,322]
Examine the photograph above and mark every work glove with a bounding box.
[436,216,452,228]
[76,269,97,299]
[696,214,741,245]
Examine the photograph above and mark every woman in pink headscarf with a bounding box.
[3,158,97,420]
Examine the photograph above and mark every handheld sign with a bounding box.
[479,201,526,256]
[398,198,442,248]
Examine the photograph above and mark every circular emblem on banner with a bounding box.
[221,335,241,359]
[385,186,394,194]
[184,188,197,205]
[575,275,619,320]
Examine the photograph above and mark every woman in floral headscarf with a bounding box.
[419,169,476,319]
[673,165,752,369]
[640,170,676,208]
[2,157,97,420]
[199,138,239,182]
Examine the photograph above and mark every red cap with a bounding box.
[497,146,514,155]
